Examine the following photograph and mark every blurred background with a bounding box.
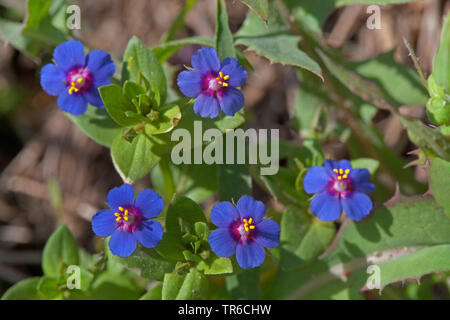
[0,0,449,298]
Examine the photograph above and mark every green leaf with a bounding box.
[42,225,79,278]
[99,84,140,127]
[226,269,261,299]
[218,163,252,202]
[123,36,167,106]
[25,0,52,30]
[268,194,450,299]
[236,1,322,79]
[197,256,233,275]
[146,104,182,135]
[176,268,207,299]
[161,0,198,43]
[374,244,450,290]
[151,161,218,203]
[429,157,450,218]
[165,194,207,236]
[161,272,185,300]
[280,206,336,270]
[1,277,41,300]
[432,9,450,92]
[37,276,61,299]
[139,283,163,300]
[67,105,121,147]
[351,158,380,175]
[216,0,235,60]
[110,131,163,183]
[347,51,428,106]
[399,117,450,161]
[120,247,175,281]
[236,34,322,80]
[152,36,215,63]
[239,0,269,23]
[87,272,143,300]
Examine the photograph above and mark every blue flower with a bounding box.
[177,48,247,119]
[92,184,164,257]
[40,40,115,116]
[303,159,375,221]
[208,196,280,269]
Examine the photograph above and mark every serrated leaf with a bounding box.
[429,157,450,217]
[432,10,450,92]
[268,194,450,299]
[236,34,322,80]
[240,0,269,23]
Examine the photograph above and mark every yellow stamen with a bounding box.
[248,218,253,224]
[116,216,121,221]
[333,169,338,173]
[114,212,120,216]
[119,207,124,212]
[339,168,343,174]
[249,225,255,230]
[219,72,224,78]
[222,82,229,87]
[338,176,342,180]
[223,75,230,80]
[77,77,83,83]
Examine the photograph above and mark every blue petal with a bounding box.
[177,70,204,98]
[341,192,373,221]
[310,192,342,221]
[208,228,237,257]
[193,93,220,118]
[303,166,331,194]
[109,229,137,257]
[83,85,104,108]
[349,169,375,194]
[217,87,244,116]
[134,189,164,219]
[40,64,66,96]
[133,220,163,248]
[210,201,240,228]
[324,159,352,174]
[92,209,117,237]
[85,50,115,84]
[57,90,88,116]
[107,184,135,211]
[254,219,280,249]
[53,40,85,72]
[191,48,220,74]
[236,195,266,223]
[236,241,265,269]
[219,57,247,87]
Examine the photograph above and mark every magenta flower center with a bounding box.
[328,168,353,198]
[205,71,230,92]
[66,67,92,95]
[114,206,142,232]
[232,217,255,242]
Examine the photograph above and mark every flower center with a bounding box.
[328,168,353,197]
[208,71,230,91]
[66,68,92,95]
[114,206,141,232]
